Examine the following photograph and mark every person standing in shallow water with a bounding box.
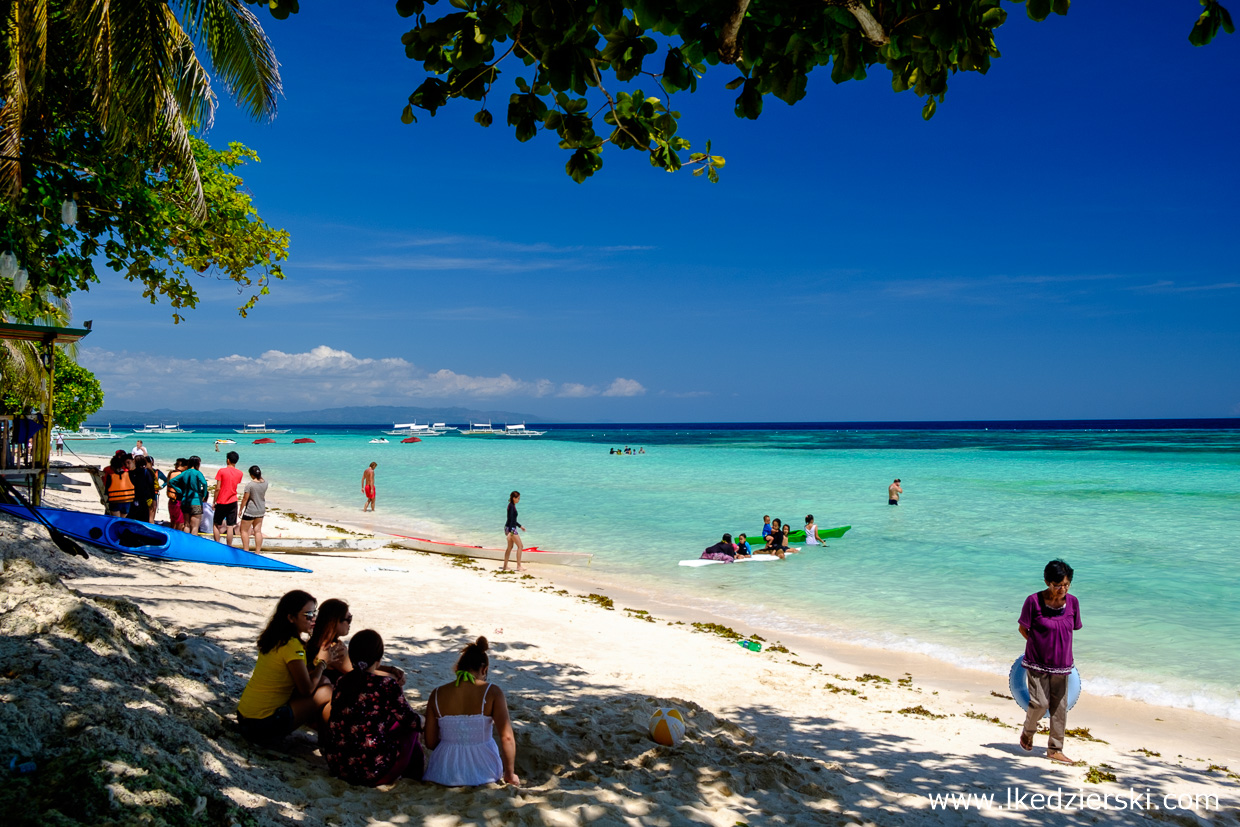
[502,491,525,572]
[361,462,378,512]
[888,478,902,505]
[1018,558,1082,765]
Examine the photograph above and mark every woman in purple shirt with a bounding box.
[1018,558,1082,765]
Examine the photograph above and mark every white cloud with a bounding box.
[78,346,646,408]
[602,378,646,397]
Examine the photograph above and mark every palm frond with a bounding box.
[0,0,48,200]
[157,90,207,220]
[178,0,281,121]
[169,21,217,131]
[109,0,185,145]
[73,0,117,134]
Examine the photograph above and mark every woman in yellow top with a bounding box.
[236,590,343,742]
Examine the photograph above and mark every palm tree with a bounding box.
[1,0,282,217]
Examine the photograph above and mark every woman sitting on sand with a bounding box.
[423,637,519,787]
[323,630,425,786]
[236,590,341,741]
[308,600,406,717]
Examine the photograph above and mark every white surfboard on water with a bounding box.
[679,554,783,567]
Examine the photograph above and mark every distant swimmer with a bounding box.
[889,478,902,505]
[362,462,378,512]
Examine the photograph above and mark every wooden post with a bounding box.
[30,337,54,506]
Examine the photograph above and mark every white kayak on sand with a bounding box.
[260,537,387,551]
[679,553,784,567]
[391,536,592,567]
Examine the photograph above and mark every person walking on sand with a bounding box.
[362,462,378,512]
[888,478,903,505]
[214,451,244,546]
[1018,559,1082,766]
[502,490,525,571]
[54,432,64,456]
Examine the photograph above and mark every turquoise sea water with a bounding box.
[77,425,1240,720]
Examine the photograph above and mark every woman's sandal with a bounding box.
[1019,732,1034,752]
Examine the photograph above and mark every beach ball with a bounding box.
[648,707,686,747]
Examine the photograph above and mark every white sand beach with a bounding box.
[1,460,1238,826]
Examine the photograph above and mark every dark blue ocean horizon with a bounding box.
[93,417,1240,431]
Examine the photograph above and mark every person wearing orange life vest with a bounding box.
[102,452,135,517]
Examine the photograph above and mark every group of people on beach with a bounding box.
[100,447,269,551]
[237,591,520,788]
[698,514,833,562]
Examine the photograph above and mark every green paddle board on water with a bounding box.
[783,525,851,543]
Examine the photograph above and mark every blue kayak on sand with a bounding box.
[0,504,310,573]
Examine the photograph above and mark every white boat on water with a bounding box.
[132,423,195,435]
[54,424,124,441]
[382,422,447,436]
[495,423,546,437]
[431,422,459,432]
[369,438,389,444]
[234,423,291,434]
[459,421,499,436]
[392,536,591,567]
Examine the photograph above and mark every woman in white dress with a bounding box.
[422,636,520,787]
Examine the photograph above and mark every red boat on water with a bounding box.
[401,437,422,443]
[293,438,316,444]
[253,437,276,444]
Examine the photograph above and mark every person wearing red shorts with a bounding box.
[361,462,378,512]
[214,451,244,546]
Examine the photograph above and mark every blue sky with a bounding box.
[75,1,1239,421]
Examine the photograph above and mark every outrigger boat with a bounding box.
[392,536,592,567]
[234,423,291,434]
[494,423,546,437]
[132,423,194,435]
[383,422,447,436]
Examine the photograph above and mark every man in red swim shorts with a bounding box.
[362,462,378,512]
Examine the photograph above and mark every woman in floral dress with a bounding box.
[323,630,423,785]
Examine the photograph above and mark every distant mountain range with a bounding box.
[88,405,552,426]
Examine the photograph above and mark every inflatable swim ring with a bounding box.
[1008,656,1081,719]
